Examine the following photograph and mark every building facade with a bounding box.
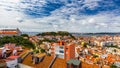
[51,41,75,61]
[0,28,21,37]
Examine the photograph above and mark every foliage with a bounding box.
[38,38,57,45]
[38,40,43,45]
[36,32,56,36]
[57,31,69,36]
[36,31,76,39]
[82,42,88,48]
[21,34,29,37]
[47,53,51,56]
[41,49,45,53]
[93,54,99,58]
[69,34,76,40]
[110,64,117,68]
[43,38,57,42]
[33,49,39,54]
[0,36,35,48]
[105,45,119,49]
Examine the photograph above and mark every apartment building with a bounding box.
[51,41,75,61]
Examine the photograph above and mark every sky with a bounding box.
[0,0,120,33]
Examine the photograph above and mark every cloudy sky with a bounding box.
[0,0,120,33]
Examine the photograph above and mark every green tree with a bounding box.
[21,34,29,37]
[0,36,35,49]
[41,49,45,53]
[110,64,117,68]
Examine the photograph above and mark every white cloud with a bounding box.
[88,18,95,23]
[81,0,102,10]
[0,0,120,33]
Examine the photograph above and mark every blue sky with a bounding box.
[0,0,120,33]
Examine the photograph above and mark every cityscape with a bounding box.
[0,0,120,68]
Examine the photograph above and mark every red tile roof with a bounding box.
[0,31,17,34]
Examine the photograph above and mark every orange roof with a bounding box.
[81,62,99,68]
[52,58,66,68]
[0,31,17,34]
[108,54,112,57]
[22,55,54,68]
[86,55,91,60]
[106,57,115,63]
[35,56,54,68]
[22,54,34,67]
[102,65,110,68]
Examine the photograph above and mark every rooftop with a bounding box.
[0,28,21,35]
[22,55,54,68]
[52,58,66,68]
[0,28,20,31]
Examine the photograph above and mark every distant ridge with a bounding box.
[22,31,120,36]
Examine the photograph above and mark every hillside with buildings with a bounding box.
[0,29,120,68]
[0,0,120,68]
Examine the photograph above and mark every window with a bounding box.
[59,50,64,53]
[66,48,68,50]
[60,46,64,49]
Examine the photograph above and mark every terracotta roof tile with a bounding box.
[0,31,17,34]
[52,58,66,68]
[35,56,53,68]
[22,55,54,68]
